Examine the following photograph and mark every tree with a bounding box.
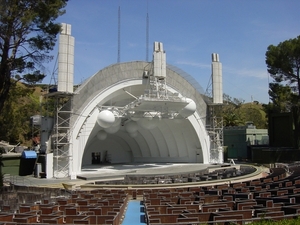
[223,112,243,127]
[268,83,293,113]
[0,0,68,114]
[0,82,41,145]
[223,93,245,106]
[239,106,266,129]
[266,35,300,148]
[266,35,300,100]
[222,93,267,128]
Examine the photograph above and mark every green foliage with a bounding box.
[265,35,300,148]
[0,81,57,146]
[223,112,244,127]
[222,94,244,127]
[266,36,300,96]
[0,0,68,114]
[238,103,267,129]
[265,83,294,114]
[248,217,300,225]
[222,94,267,129]
[0,82,43,145]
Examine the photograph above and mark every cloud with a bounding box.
[249,18,299,44]
[127,42,139,48]
[176,61,211,69]
[225,67,269,79]
[168,45,189,52]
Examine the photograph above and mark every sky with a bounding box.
[46,0,300,104]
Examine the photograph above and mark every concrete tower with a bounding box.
[57,23,75,93]
[212,53,223,104]
[153,42,166,79]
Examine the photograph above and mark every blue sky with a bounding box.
[47,0,300,104]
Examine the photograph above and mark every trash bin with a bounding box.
[19,151,37,176]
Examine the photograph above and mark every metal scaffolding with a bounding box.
[206,104,224,164]
[48,92,73,178]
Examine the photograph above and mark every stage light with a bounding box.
[97,130,107,140]
[179,98,196,118]
[97,110,115,128]
[125,121,138,133]
[104,123,120,134]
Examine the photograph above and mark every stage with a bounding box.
[76,163,233,181]
[6,162,265,189]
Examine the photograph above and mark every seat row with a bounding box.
[0,164,300,224]
[0,189,129,225]
[143,165,300,224]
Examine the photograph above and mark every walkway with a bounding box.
[122,200,145,225]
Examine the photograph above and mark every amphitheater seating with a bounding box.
[0,189,129,225]
[0,164,300,224]
[142,165,300,224]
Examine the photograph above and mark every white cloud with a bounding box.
[168,45,189,52]
[225,66,269,79]
[249,18,299,44]
[176,61,210,69]
[127,42,139,48]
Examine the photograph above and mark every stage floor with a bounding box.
[7,162,263,189]
[77,163,222,181]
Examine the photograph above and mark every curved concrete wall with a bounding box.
[68,61,210,177]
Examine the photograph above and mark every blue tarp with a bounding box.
[21,151,37,159]
[122,200,145,225]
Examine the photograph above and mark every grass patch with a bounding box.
[249,218,300,224]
